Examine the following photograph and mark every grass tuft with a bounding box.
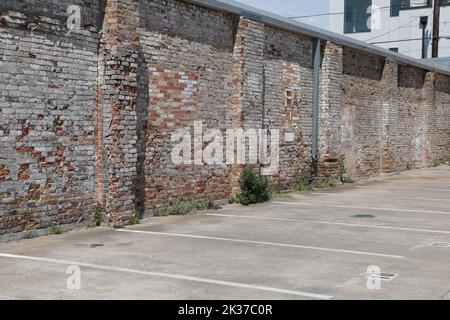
[51,226,63,235]
[296,177,312,192]
[155,199,212,217]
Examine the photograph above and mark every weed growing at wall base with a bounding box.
[51,226,63,235]
[154,199,212,217]
[296,177,312,192]
[94,204,104,227]
[128,215,141,225]
[231,169,271,206]
[339,156,355,184]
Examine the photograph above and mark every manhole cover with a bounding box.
[428,241,450,248]
[352,214,376,219]
[90,244,104,248]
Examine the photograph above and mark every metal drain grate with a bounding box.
[364,272,398,281]
[352,214,376,219]
[428,241,450,248]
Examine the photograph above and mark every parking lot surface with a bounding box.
[1,167,450,300]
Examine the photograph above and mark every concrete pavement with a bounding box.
[1,166,450,299]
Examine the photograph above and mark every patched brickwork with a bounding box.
[138,0,236,213]
[0,0,103,239]
[263,26,313,189]
[318,42,343,180]
[96,0,140,223]
[1,0,450,239]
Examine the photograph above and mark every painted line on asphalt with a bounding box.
[272,201,450,216]
[311,192,450,202]
[0,252,332,300]
[206,213,450,235]
[354,186,450,192]
[410,170,450,173]
[117,229,404,259]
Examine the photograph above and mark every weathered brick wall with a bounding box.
[1,0,450,239]
[340,49,450,177]
[137,0,236,213]
[433,74,450,159]
[0,0,103,239]
[318,42,343,180]
[397,66,427,170]
[96,0,140,223]
[263,26,314,189]
[342,48,386,177]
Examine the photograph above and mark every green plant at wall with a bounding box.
[328,180,338,188]
[154,199,212,217]
[339,156,354,184]
[432,159,444,167]
[94,204,104,227]
[128,214,141,225]
[296,177,312,192]
[231,168,271,206]
[51,226,63,235]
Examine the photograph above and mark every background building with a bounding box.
[330,0,450,58]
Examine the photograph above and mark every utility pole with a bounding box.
[432,0,441,58]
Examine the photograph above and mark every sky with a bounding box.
[233,0,330,30]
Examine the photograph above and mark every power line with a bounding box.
[370,37,427,44]
[288,5,393,19]
[370,35,450,45]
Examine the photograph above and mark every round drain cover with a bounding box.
[351,214,376,219]
[90,244,104,248]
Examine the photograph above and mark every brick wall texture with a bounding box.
[1,0,450,239]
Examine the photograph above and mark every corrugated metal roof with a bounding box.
[186,0,450,76]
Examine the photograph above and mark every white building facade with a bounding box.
[330,0,450,58]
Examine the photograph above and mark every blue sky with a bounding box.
[234,0,330,29]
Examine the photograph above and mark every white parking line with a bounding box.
[206,213,450,235]
[272,201,450,215]
[117,229,404,259]
[311,192,450,202]
[410,170,450,173]
[354,186,450,192]
[0,252,332,300]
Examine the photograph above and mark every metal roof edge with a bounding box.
[185,0,450,76]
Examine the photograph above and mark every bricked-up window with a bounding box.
[344,0,372,33]
[285,89,294,121]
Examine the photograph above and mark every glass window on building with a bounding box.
[391,0,402,17]
[344,0,372,33]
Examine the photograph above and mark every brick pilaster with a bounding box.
[96,0,140,224]
[317,42,343,180]
[380,60,399,173]
[230,17,265,192]
[419,71,436,167]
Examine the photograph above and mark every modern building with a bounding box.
[330,0,450,58]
